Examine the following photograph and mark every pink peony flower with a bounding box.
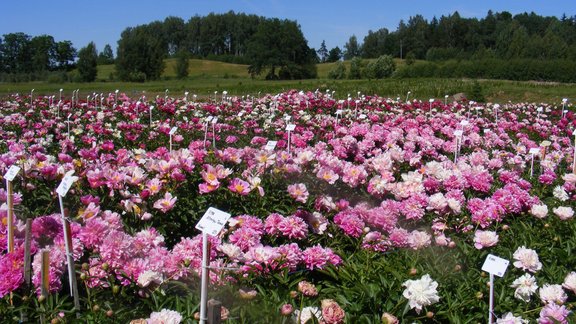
[297,280,318,297]
[562,272,576,294]
[277,215,308,239]
[153,192,177,213]
[227,178,251,195]
[321,299,345,324]
[287,183,309,203]
[537,303,571,324]
[148,308,182,324]
[530,204,548,219]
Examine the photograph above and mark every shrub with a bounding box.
[327,61,346,79]
[363,55,396,79]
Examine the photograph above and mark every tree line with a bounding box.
[339,10,576,61]
[115,12,317,81]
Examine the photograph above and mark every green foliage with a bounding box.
[97,44,114,65]
[363,55,396,79]
[469,80,485,102]
[343,35,361,60]
[116,25,166,81]
[246,18,317,79]
[77,42,98,82]
[347,57,363,79]
[327,61,346,80]
[326,47,343,63]
[175,49,189,79]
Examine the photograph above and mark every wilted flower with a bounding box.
[402,274,440,314]
[239,288,257,300]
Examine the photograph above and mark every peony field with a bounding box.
[0,90,575,323]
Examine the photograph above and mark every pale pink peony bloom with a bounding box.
[513,246,542,273]
[147,308,182,324]
[530,204,548,219]
[293,306,322,324]
[539,284,567,305]
[553,206,574,220]
[297,280,318,297]
[408,230,432,250]
[474,230,499,249]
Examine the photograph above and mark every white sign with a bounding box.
[572,129,576,136]
[284,115,291,121]
[265,140,277,151]
[238,112,244,117]
[537,107,543,112]
[205,116,213,123]
[529,148,541,155]
[481,254,509,278]
[67,113,72,119]
[211,117,218,124]
[150,106,154,110]
[4,165,21,182]
[195,207,231,236]
[454,130,463,137]
[169,127,178,135]
[335,109,343,115]
[460,120,469,126]
[286,124,296,131]
[56,171,78,197]
[358,114,367,119]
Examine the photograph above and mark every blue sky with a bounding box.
[1,0,575,53]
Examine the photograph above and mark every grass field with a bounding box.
[1,59,574,104]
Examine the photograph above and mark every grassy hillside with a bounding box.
[1,58,574,104]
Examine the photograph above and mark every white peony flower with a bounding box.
[539,284,567,305]
[148,308,182,324]
[402,274,440,313]
[562,271,576,294]
[292,306,322,323]
[513,246,542,273]
[510,274,538,302]
[553,186,569,201]
[137,270,163,288]
[496,312,528,323]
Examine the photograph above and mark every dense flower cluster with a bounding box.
[0,90,574,321]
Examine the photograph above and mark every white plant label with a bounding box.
[572,129,576,136]
[454,130,463,137]
[4,165,21,182]
[238,112,244,117]
[284,115,291,121]
[460,120,469,126]
[529,148,541,155]
[335,109,343,115]
[211,117,218,124]
[205,116,213,123]
[265,140,277,151]
[537,107,543,112]
[169,127,178,135]
[195,207,231,236]
[56,171,78,197]
[359,114,367,119]
[286,124,296,131]
[481,254,509,278]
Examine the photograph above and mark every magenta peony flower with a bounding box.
[228,178,251,195]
